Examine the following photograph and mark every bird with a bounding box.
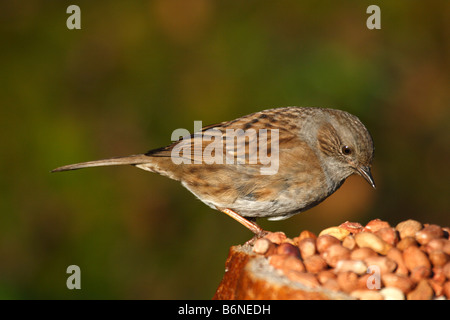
[52,106,375,237]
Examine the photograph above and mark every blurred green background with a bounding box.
[0,0,448,299]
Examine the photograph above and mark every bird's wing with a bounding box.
[146,108,300,168]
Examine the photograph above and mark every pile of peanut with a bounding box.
[251,219,450,300]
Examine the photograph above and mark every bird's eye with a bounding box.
[342,145,352,155]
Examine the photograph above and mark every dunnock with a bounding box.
[52,107,375,236]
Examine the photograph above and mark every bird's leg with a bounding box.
[217,208,268,242]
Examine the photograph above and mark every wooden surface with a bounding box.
[213,245,352,300]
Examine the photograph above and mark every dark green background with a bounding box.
[0,0,448,299]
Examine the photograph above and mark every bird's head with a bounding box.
[316,109,375,189]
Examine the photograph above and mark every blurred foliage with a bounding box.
[0,0,448,299]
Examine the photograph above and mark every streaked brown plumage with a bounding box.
[52,107,375,236]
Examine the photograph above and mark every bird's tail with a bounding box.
[51,154,150,172]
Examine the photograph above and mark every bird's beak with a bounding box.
[356,166,376,189]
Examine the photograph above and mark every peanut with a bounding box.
[406,279,434,300]
[285,270,319,288]
[428,250,449,267]
[252,238,276,255]
[379,287,405,300]
[269,254,305,273]
[375,227,399,246]
[350,247,377,260]
[396,236,418,251]
[339,221,364,234]
[321,244,351,268]
[316,234,340,253]
[365,219,391,233]
[381,273,414,293]
[403,246,431,272]
[303,255,327,273]
[386,248,409,276]
[336,271,359,293]
[443,282,450,299]
[277,242,301,259]
[364,256,397,274]
[317,270,336,284]
[297,237,316,260]
[355,232,391,255]
[415,224,444,245]
[264,231,287,244]
[334,260,367,275]
[319,226,350,240]
[293,230,317,244]
[342,235,356,250]
[396,219,423,239]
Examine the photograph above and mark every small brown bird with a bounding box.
[52,107,375,236]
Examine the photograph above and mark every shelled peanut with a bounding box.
[251,219,450,300]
